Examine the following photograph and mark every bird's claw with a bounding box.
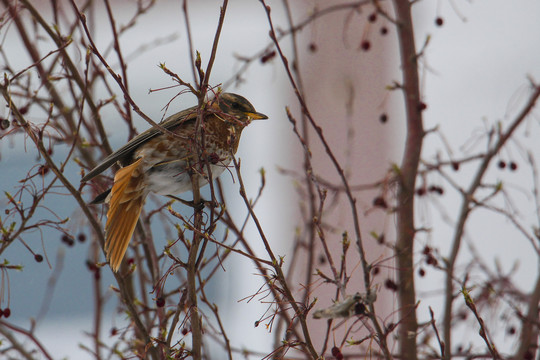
[166,196,219,211]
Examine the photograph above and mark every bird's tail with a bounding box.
[104,158,147,272]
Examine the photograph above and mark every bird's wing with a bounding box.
[81,105,199,182]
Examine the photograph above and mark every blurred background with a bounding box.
[1,0,539,358]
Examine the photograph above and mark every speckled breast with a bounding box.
[134,134,233,196]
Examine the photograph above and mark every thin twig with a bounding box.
[443,82,540,357]
[259,1,391,357]
[0,321,53,360]
[231,154,320,359]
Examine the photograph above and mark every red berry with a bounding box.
[61,235,74,246]
[39,165,50,176]
[3,308,11,318]
[156,297,165,308]
[260,50,276,64]
[435,17,444,26]
[426,254,438,266]
[35,254,43,262]
[373,196,387,209]
[368,13,377,23]
[86,260,98,271]
[428,185,444,195]
[360,40,371,51]
[385,279,398,291]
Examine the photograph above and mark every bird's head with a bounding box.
[211,92,268,126]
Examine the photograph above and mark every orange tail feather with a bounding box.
[104,158,147,271]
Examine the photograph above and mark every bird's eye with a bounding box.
[230,102,242,110]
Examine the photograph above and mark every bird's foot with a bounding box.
[167,196,219,211]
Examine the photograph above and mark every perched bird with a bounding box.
[82,93,268,271]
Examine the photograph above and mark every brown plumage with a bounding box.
[82,93,268,271]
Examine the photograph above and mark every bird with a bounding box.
[81,92,268,272]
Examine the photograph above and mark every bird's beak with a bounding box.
[247,111,268,120]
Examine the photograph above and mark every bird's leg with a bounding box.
[166,195,218,211]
